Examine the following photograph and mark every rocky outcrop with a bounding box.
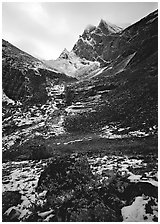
[35,155,123,222]
[2,191,22,221]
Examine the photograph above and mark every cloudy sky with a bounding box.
[2,2,158,60]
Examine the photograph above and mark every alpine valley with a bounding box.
[2,10,158,222]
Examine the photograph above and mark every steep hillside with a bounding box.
[2,39,75,105]
[65,9,158,134]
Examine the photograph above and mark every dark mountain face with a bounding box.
[72,19,122,62]
[2,40,75,105]
[72,10,158,65]
[65,9,158,133]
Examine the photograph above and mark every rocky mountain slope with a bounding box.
[72,10,158,64]
[43,20,123,78]
[2,39,76,105]
[2,9,158,222]
[44,48,99,78]
[72,19,122,62]
[65,9,158,134]
[44,9,157,81]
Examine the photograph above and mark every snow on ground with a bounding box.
[100,124,157,139]
[45,115,65,137]
[121,196,158,222]
[87,154,158,221]
[88,155,158,185]
[2,153,158,221]
[3,91,15,105]
[2,159,49,220]
[2,84,66,151]
[63,136,93,145]
[65,102,97,115]
[128,172,158,187]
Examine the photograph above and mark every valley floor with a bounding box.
[2,84,158,222]
[2,135,158,222]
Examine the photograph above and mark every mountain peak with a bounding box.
[59,48,70,59]
[98,19,122,34]
[84,24,96,33]
[99,19,108,26]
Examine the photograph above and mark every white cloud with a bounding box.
[17,2,70,35]
[31,41,62,60]
[18,2,45,22]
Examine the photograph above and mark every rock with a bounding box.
[37,155,94,194]
[36,154,124,221]
[38,209,54,218]
[38,190,47,198]
[67,197,120,222]
[123,182,158,204]
[3,207,21,221]
[2,191,22,214]
[43,214,55,221]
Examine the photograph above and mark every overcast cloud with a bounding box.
[2,2,158,60]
